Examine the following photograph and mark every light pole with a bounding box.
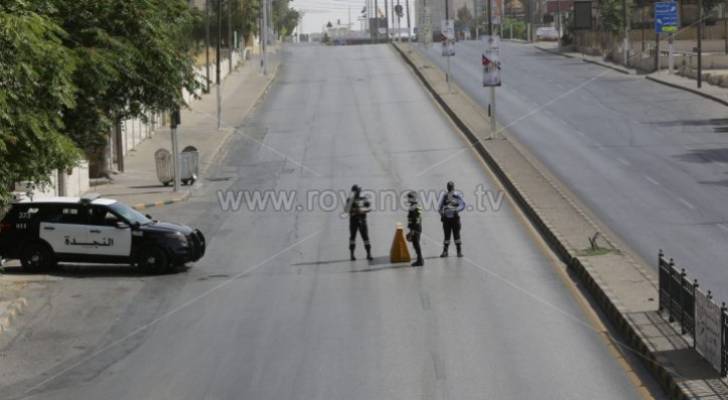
[216,0,222,130]
[228,0,233,74]
[205,0,211,93]
[698,0,703,88]
[623,0,629,66]
[262,0,268,75]
[487,0,496,137]
[445,0,451,92]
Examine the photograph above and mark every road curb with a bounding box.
[0,297,28,334]
[392,42,692,400]
[534,45,632,75]
[131,192,191,211]
[646,75,728,107]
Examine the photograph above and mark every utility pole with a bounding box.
[228,0,233,74]
[385,0,390,40]
[216,0,222,130]
[698,0,703,87]
[406,0,411,41]
[445,0,451,92]
[475,0,479,39]
[262,0,268,75]
[205,0,211,94]
[557,0,561,40]
[724,0,727,53]
[397,0,401,41]
[623,0,629,66]
[487,0,496,137]
[374,0,380,41]
[171,108,181,192]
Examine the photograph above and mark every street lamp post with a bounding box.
[216,0,222,130]
[205,0,211,93]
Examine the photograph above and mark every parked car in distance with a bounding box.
[536,26,560,41]
[0,194,205,273]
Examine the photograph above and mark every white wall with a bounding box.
[14,161,90,200]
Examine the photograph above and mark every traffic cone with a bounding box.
[390,223,411,263]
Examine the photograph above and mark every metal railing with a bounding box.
[658,251,697,336]
[659,249,726,376]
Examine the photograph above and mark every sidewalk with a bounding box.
[94,49,281,210]
[394,41,728,399]
[534,42,635,75]
[647,70,728,107]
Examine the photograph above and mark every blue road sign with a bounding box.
[655,2,679,33]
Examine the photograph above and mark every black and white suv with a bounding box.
[0,194,205,273]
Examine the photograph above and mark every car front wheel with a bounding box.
[20,242,56,272]
[136,246,170,274]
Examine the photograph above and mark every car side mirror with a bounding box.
[116,221,130,229]
[145,214,152,219]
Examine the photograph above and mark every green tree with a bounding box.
[46,0,201,177]
[599,0,624,33]
[272,0,299,37]
[0,1,81,205]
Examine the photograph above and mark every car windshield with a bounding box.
[106,202,152,225]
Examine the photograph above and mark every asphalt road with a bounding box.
[8,44,653,400]
[421,40,728,301]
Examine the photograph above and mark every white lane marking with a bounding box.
[676,197,696,210]
[644,175,661,186]
[718,224,728,233]
[616,157,630,166]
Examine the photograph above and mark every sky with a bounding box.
[292,0,415,34]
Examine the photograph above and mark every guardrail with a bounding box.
[659,250,727,376]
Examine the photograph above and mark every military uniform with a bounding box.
[438,185,463,257]
[345,187,372,261]
[407,194,424,267]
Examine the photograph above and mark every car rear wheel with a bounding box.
[20,242,56,272]
[136,246,170,274]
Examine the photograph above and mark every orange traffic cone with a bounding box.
[390,223,411,263]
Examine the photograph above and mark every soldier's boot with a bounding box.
[456,244,463,258]
[411,257,424,267]
[350,244,356,261]
[365,245,373,261]
[440,244,449,258]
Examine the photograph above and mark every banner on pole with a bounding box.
[482,35,501,86]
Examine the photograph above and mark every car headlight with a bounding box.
[165,232,188,245]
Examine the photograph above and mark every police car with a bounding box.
[0,194,205,273]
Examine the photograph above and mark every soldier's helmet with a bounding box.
[351,184,361,194]
[447,181,455,191]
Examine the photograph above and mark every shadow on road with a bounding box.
[0,264,189,278]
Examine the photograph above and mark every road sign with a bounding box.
[655,2,679,33]
[482,35,501,87]
[441,19,454,40]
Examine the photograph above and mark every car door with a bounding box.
[84,205,132,257]
[39,204,90,255]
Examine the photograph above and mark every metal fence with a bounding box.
[659,249,725,376]
[658,251,697,336]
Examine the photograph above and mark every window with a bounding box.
[44,205,86,224]
[88,206,121,226]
